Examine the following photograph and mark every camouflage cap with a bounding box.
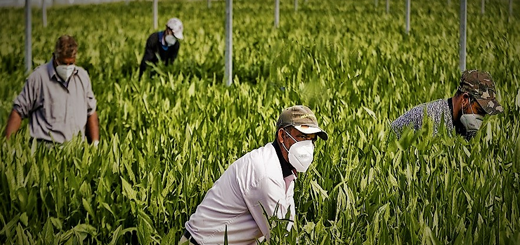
[276,105,328,140]
[458,70,504,115]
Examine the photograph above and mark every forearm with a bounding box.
[167,43,180,65]
[246,180,289,239]
[139,46,155,79]
[5,109,22,139]
[139,59,148,78]
[86,112,99,143]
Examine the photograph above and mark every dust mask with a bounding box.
[165,35,177,46]
[281,129,315,172]
[460,99,485,138]
[56,65,75,82]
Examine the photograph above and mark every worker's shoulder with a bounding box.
[29,62,51,77]
[74,66,90,77]
[24,63,53,87]
[146,31,161,42]
[248,143,278,163]
[235,143,284,189]
[243,143,281,176]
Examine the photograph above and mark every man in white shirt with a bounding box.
[180,105,328,245]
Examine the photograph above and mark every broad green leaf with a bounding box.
[121,177,137,201]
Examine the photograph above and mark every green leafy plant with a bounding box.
[0,0,518,244]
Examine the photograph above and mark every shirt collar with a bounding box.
[447,98,454,123]
[272,140,295,178]
[158,31,169,50]
[448,98,465,136]
[47,58,57,79]
[48,57,78,85]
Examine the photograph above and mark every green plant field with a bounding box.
[1,0,519,244]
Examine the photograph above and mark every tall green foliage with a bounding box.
[0,0,519,244]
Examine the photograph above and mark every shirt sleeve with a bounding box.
[139,34,157,79]
[285,180,296,231]
[84,71,97,116]
[390,106,424,137]
[243,176,292,240]
[13,75,41,119]
[165,42,180,65]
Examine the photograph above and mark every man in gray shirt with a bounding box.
[391,70,504,140]
[4,35,99,144]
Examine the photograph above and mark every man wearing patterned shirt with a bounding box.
[179,105,328,245]
[391,70,504,140]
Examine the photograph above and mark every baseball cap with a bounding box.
[167,18,184,40]
[276,105,328,140]
[458,70,504,115]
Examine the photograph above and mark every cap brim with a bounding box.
[173,32,184,40]
[294,125,328,141]
[477,98,504,115]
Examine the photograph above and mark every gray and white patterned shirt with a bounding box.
[391,99,454,138]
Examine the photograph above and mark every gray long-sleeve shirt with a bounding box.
[391,99,455,138]
[13,59,97,143]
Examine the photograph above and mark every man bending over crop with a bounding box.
[4,35,99,145]
[139,17,184,80]
[391,70,503,140]
[179,105,328,245]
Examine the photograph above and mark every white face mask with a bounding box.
[165,35,177,46]
[460,99,485,138]
[56,64,75,82]
[281,129,315,172]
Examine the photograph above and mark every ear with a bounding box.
[277,129,284,143]
[461,93,471,107]
[52,53,58,66]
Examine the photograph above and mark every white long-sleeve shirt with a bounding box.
[185,143,296,245]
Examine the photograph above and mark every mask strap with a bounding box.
[469,98,477,114]
[281,128,298,154]
[283,128,299,143]
[465,97,477,114]
[461,95,470,115]
[280,139,290,153]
